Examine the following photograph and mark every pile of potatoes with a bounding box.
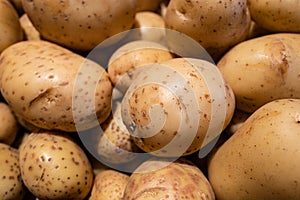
[0,0,300,199]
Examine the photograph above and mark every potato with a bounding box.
[107,40,173,92]
[123,158,215,199]
[217,33,300,113]
[89,169,129,200]
[0,102,19,145]
[224,109,250,136]
[19,14,41,41]
[22,0,136,51]
[97,102,140,164]
[133,11,166,42]
[248,0,300,33]
[164,0,251,60]
[208,99,300,200]
[121,58,235,157]
[0,0,23,53]
[0,40,112,132]
[0,143,24,200]
[19,132,94,200]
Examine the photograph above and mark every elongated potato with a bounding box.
[218,33,300,113]
[22,0,136,51]
[0,40,112,132]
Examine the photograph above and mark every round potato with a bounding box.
[19,132,94,200]
[123,158,215,199]
[89,169,129,200]
[208,99,300,200]
[0,40,112,132]
[121,58,235,157]
[0,0,23,53]
[164,0,251,60]
[248,0,300,33]
[217,33,300,113]
[22,0,136,51]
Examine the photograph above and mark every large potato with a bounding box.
[164,0,251,60]
[217,33,300,113]
[22,0,136,51]
[0,0,23,53]
[248,0,300,33]
[123,159,215,200]
[0,40,112,132]
[208,99,300,200]
[121,58,235,157]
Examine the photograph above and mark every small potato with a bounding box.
[0,0,23,53]
[248,0,300,33]
[0,143,24,200]
[0,40,112,132]
[107,40,173,92]
[19,132,94,200]
[97,102,140,164]
[19,14,41,41]
[217,33,300,113]
[22,0,136,51]
[164,0,251,60]
[133,11,166,43]
[208,99,300,200]
[89,169,129,200]
[123,158,215,200]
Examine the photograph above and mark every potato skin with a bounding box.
[208,99,300,200]
[164,0,251,60]
[22,0,136,51]
[123,159,215,200]
[0,40,112,132]
[0,0,23,53]
[217,33,300,113]
[248,0,300,33]
[0,102,19,145]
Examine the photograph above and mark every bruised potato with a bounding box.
[248,0,300,33]
[0,0,23,53]
[123,159,215,199]
[164,0,251,60]
[218,33,300,113]
[208,99,300,200]
[22,0,136,51]
[0,40,112,132]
